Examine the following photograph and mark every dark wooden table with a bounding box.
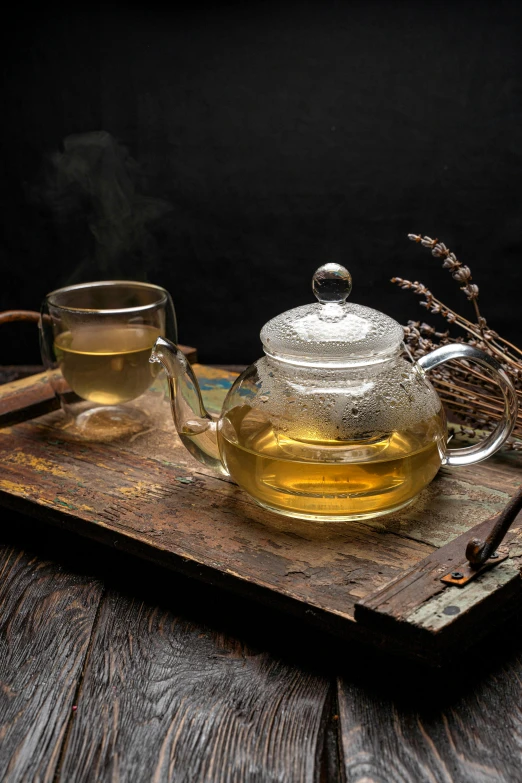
[1,368,522,782]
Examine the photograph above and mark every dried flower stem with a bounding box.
[393,278,522,368]
[434,378,504,408]
[407,233,486,337]
[394,234,522,450]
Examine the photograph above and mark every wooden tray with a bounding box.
[0,366,521,665]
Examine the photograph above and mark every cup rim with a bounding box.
[45,280,168,314]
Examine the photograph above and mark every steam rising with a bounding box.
[39,131,172,281]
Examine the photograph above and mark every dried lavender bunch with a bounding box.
[392,234,522,450]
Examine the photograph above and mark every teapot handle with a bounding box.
[417,344,518,467]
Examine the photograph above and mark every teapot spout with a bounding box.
[150,337,227,474]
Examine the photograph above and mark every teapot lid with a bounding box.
[260,264,404,366]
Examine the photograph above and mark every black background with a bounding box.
[2,0,522,365]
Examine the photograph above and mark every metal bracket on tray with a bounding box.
[440,485,522,587]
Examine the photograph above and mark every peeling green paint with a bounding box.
[54,498,76,509]
[407,561,519,631]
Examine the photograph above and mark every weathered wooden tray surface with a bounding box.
[0,366,521,664]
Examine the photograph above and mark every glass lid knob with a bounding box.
[312,263,352,304]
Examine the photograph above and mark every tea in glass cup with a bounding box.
[40,281,176,437]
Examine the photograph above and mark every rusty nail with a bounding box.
[451,571,464,579]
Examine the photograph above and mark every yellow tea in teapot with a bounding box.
[219,405,446,520]
[54,324,160,405]
[150,260,515,523]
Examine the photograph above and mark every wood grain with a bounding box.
[0,365,521,661]
[0,411,434,642]
[59,589,330,783]
[0,543,103,783]
[337,640,522,783]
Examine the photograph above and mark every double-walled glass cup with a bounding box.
[40,281,176,437]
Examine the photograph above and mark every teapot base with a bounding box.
[252,495,418,523]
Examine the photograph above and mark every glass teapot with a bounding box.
[151,264,517,521]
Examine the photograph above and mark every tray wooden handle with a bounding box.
[0,310,41,324]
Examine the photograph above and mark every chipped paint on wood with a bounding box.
[407,561,520,631]
[118,481,173,498]
[363,474,510,549]
[3,450,74,478]
[0,478,33,495]
[193,364,237,415]
[0,370,56,398]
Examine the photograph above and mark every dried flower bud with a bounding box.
[412,282,432,298]
[462,283,479,300]
[408,234,422,242]
[392,277,416,291]
[442,258,460,271]
[421,236,436,247]
[451,265,471,282]
[419,337,434,351]
[432,242,448,257]
[404,324,421,338]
